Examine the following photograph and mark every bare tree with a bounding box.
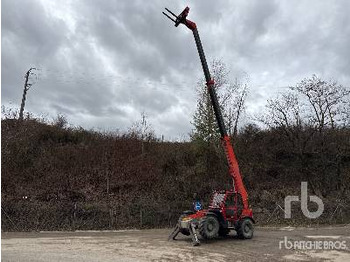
[264,92,301,129]
[128,112,156,154]
[291,75,350,131]
[263,75,349,131]
[262,91,307,152]
[226,78,249,137]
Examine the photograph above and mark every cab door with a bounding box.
[225,192,235,221]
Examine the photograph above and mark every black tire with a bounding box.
[219,228,230,237]
[199,215,220,239]
[237,218,254,239]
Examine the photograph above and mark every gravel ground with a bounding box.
[2,226,350,261]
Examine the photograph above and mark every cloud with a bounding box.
[2,0,350,139]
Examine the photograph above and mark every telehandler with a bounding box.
[163,7,254,246]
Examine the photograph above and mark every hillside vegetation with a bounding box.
[2,117,350,231]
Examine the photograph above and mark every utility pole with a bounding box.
[19,67,36,120]
[141,112,146,155]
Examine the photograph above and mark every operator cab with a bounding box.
[208,190,243,222]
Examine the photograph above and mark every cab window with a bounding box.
[225,194,234,207]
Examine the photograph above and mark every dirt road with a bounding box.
[2,226,350,261]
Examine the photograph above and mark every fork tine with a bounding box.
[165,8,178,18]
[162,12,176,23]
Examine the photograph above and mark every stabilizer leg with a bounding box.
[168,225,180,241]
[189,222,200,246]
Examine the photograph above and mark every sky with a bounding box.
[2,0,350,140]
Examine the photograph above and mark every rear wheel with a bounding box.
[237,218,254,239]
[199,215,220,239]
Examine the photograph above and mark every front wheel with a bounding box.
[237,218,254,239]
[199,215,220,239]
